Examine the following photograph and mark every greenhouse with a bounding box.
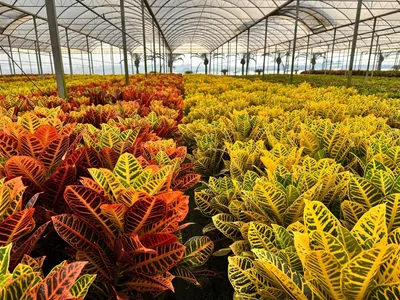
[0,0,400,299]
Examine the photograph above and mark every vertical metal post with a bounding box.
[266,46,270,74]
[366,17,377,79]
[17,49,22,74]
[81,51,85,74]
[227,41,230,74]
[86,36,92,75]
[274,45,277,74]
[65,28,73,77]
[305,35,310,71]
[152,21,156,73]
[119,48,123,74]
[358,51,363,69]
[163,41,166,73]
[158,33,162,73]
[246,29,250,75]
[324,45,329,74]
[286,41,291,74]
[111,45,115,75]
[141,0,148,77]
[347,0,363,87]
[100,42,105,75]
[7,36,15,75]
[216,47,219,75]
[190,42,192,72]
[371,36,380,77]
[221,45,223,73]
[329,28,336,73]
[49,52,54,74]
[130,52,134,74]
[262,17,268,78]
[235,36,238,76]
[33,17,43,79]
[290,0,299,83]
[45,0,67,98]
[28,50,33,73]
[90,52,94,74]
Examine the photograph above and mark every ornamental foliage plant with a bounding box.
[180,75,400,300]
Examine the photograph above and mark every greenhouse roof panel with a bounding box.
[0,0,398,54]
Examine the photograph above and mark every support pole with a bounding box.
[86,36,92,75]
[45,0,67,98]
[49,52,54,74]
[111,45,115,75]
[158,33,162,73]
[18,49,22,74]
[290,0,299,84]
[130,52,134,74]
[152,20,156,73]
[28,50,33,74]
[141,0,148,77]
[119,49,123,74]
[246,29,250,75]
[235,36,238,76]
[190,43,192,72]
[305,35,310,71]
[285,41,291,74]
[65,28,73,77]
[33,17,43,79]
[100,41,105,75]
[365,17,377,79]
[227,41,230,74]
[262,17,268,78]
[347,0,363,87]
[81,51,85,74]
[90,52,94,74]
[371,36,380,77]
[216,47,219,75]
[221,45,223,73]
[329,28,337,73]
[8,36,15,75]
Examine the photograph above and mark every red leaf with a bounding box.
[0,132,18,158]
[5,156,46,191]
[129,242,185,275]
[0,208,35,246]
[39,135,69,170]
[64,186,117,236]
[43,164,76,210]
[124,196,167,234]
[115,234,156,262]
[33,125,59,147]
[28,261,87,300]
[52,214,108,253]
[18,134,44,158]
[124,273,175,293]
[140,233,178,248]
[10,221,49,269]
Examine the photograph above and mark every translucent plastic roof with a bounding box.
[0,0,399,55]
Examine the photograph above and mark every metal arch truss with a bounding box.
[0,0,399,61]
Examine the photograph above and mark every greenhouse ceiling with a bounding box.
[0,0,399,55]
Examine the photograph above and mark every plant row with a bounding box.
[180,75,400,299]
[0,74,212,299]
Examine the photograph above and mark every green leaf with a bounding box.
[70,274,97,298]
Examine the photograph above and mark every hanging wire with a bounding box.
[0,45,44,95]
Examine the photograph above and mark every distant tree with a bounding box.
[310,53,325,71]
[133,54,142,74]
[377,52,393,71]
[239,53,256,76]
[167,54,184,73]
[191,53,209,74]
